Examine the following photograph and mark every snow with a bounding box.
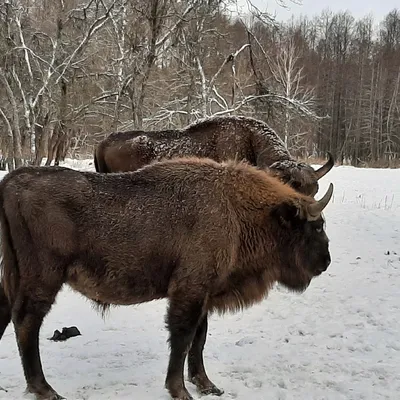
[1,160,400,400]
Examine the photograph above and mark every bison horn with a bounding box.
[315,152,334,180]
[307,183,334,220]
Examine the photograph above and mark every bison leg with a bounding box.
[188,314,223,396]
[13,292,64,400]
[165,297,206,400]
[0,284,11,340]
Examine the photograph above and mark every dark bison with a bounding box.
[0,157,334,400]
[94,115,334,196]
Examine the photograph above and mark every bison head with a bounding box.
[266,153,334,197]
[272,183,334,292]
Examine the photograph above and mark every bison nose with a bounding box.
[317,254,331,273]
[326,254,331,268]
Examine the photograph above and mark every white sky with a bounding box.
[233,0,399,23]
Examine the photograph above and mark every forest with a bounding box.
[0,0,399,169]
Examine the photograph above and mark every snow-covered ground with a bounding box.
[0,160,399,400]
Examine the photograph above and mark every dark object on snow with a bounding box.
[48,326,81,341]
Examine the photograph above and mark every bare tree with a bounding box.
[267,33,319,149]
[0,0,117,167]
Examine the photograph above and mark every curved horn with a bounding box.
[307,183,334,219]
[315,152,334,180]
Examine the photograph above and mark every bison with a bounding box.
[94,115,334,196]
[0,157,334,400]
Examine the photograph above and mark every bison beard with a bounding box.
[0,157,333,400]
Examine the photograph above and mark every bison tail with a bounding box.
[0,187,19,306]
[93,146,109,173]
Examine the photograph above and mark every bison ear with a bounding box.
[272,201,304,227]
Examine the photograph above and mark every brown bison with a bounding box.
[0,157,334,400]
[94,115,334,196]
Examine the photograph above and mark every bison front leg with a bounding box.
[13,293,64,400]
[165,296,206,400]
[0,284,11,340]
[188,314,224,396]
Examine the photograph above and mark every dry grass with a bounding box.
[361,159,400,169]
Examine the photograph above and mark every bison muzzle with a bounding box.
[0,157,334,400]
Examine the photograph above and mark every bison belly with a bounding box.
[66,250,175,306]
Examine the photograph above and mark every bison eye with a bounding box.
[316,227,323,233]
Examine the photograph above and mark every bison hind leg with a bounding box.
[0,283,11,340]
[11,276,65,399]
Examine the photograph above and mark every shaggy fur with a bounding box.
[94,115,334,196]
[0,157,333,400]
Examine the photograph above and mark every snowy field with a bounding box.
[0,160,400,400]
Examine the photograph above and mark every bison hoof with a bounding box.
[166,382,194,400]
[200,386,224,396]
[26,387,65,400]
[190,376,224,396]
[171,390,194,400]
[35,393,65,400]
